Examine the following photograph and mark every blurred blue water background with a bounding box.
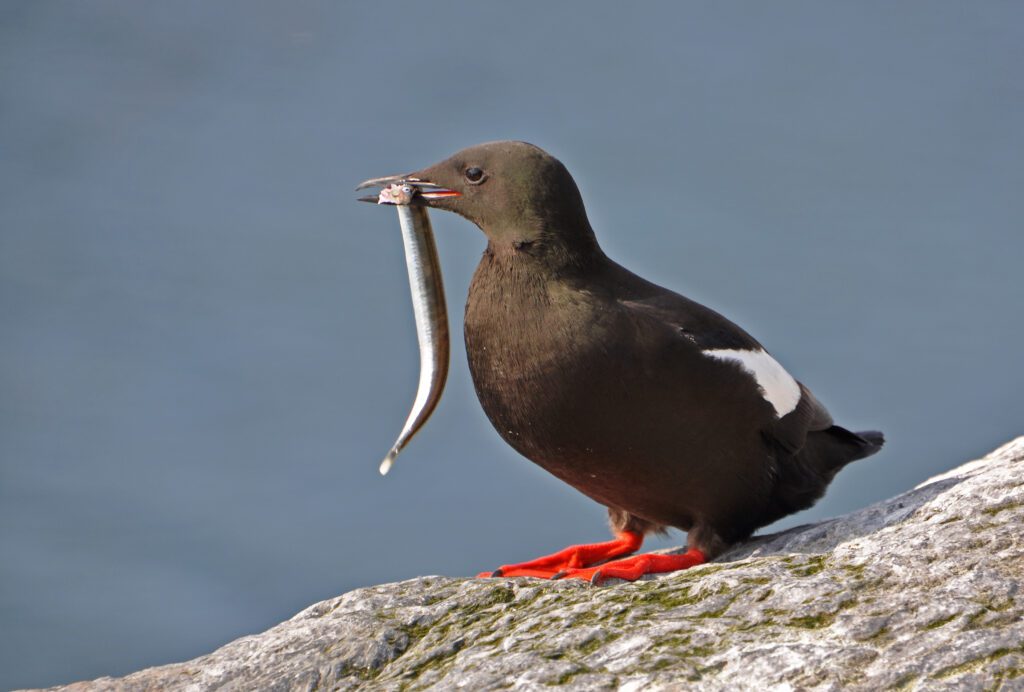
[2,2,1022,688]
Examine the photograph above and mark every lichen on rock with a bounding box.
[35,437,1024,691]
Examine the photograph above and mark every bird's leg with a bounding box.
[477,531,644,579]
[553,548,706,584]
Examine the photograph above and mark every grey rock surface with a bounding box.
[38,437,1024,691]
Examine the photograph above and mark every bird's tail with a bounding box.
[756,426,884,532]
[808,426,885,476]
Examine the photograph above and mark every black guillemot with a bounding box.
[361,141,884,583]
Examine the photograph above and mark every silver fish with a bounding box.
[372,184,450,475]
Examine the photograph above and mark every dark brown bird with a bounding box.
[363,141,883,583]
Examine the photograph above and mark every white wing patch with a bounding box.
[703,348,801,418]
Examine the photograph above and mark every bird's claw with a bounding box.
[549,565,605,583]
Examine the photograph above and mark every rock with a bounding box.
[34,437,1024,691]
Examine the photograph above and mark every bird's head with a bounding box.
[358,141,598,257]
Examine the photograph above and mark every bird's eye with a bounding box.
[464,167,486,184]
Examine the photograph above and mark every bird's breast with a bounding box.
[464,254,680,468]
[464,255,608,454]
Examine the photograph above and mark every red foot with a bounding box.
[555,549,706,584]
[476,531,643,579]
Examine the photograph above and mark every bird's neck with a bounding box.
[482,217,605,276]
[465,234,614,370]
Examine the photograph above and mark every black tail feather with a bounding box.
[812,426,885,475]
[843,427,884,458]
[855,429,885,454]
[756,425,885,531]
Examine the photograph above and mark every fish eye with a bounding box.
[464,167,486,184]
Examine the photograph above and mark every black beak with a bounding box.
[355,174,461,205]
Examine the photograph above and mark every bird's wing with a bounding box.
[618,293,762,351]
[619,293,834,454]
